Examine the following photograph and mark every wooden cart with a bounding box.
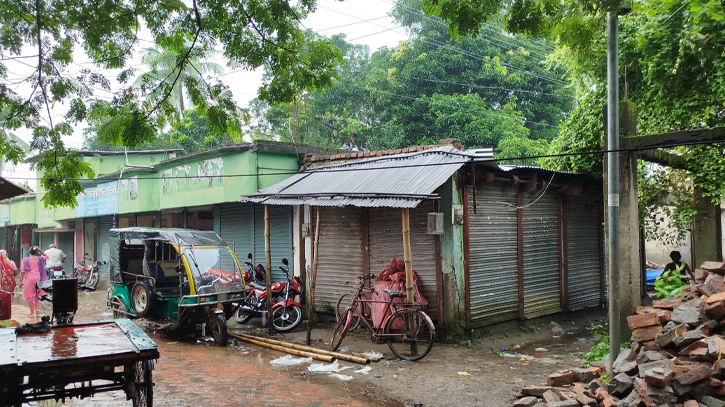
[0,319,159,407]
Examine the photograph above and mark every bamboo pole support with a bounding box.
[306,206,321,345]
[229,333,333,362]
[401,208,414,303]
[264,204,273,335]
[238,333,369,364]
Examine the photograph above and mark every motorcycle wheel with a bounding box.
[271,304,302,332]
[86,272,99,289]
[131,282,153,318]
[209,313,228,346]
[234,303,254,324]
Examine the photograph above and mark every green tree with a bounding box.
[0,0,342,207]
[134,45,224,123]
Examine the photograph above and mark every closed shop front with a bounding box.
[466,184,519,327]
[219,203,292,282]
[98,215,115,278]
[368,201,438,321]
[314,207,363,312]
[522,190,562,319]
[566,195,603,309]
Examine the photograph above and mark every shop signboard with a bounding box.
[76,181,119,218]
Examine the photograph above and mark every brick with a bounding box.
[634,378,677,407]
[601,395,617,407]
[718,385,725,396]
[542,389,561,403]
[683,401,699,407]
[552,389,578,401]
[628,313,660,329]
[589,379,605,394]
[521,386,551,397]
[699,320,719,336]
[672,302,704,325]
[701,274,725,296]
[547,371,574,387]
[512,396,538,407]
[639,359,676,378]
[547,401,579,407]
[635,305,653,315]
[575,392,596,407]
[674,329,707,348]
[702,262,725,275]
[571,367,600,383]
[594,387,609,401]
[637,350,667,364]
[702,395,725,407]
[713,359,725,378]
[697,268,710,282]
[609,372,635,397]
[706,301,725,320]
[520,386,552,397]
[643,368,676,388]
[653,299,684,309]
[632,325,664,342]
[615,389,642,407]
[614,360,638,375]
[707,292,725,304]
[675,364,712,385]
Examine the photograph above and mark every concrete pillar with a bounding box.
[692,187,724,267]
[439,173,466,339]
[603,100,641,338]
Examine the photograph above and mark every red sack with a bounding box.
[370,258,427,329]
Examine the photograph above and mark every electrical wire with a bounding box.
[5,137,724,182]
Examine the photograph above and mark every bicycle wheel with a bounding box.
[330,309,352,352]
[336,293,361,331]
[385,308,435,361]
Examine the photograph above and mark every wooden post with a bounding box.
[306,207,321,345]
[264,204,273,335]
[401,208,414,303]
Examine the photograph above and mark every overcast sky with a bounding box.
[4,0,411,185]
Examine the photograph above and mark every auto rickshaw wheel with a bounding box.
[131,360,153,407]
[131,282,153,318]
[209,313,228,346]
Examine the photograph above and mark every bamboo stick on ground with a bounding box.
[237,333,369,365]
[229,333,334,362]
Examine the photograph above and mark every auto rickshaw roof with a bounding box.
[109,228,227,247]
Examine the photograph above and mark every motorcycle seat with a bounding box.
[248,281,267,290]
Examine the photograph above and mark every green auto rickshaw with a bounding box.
[107,228,246,345]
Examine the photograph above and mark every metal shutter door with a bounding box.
[567,196,603,309]
[368,202,438,321]
[58,232,74,271]
[314,207,363,313]
[220,203,254,259]
[98,216,114,279]
[522,191,562,318]
[253,205,292,282]
[467,184,519,326]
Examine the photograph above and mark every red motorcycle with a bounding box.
[73,253,103,290]
[234,254,304,332]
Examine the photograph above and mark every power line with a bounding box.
[7,138,722,182]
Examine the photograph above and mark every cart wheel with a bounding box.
[131,282,153,318]
[132,360,153,407]
[209,313,228,345]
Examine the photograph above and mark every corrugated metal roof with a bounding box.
[244,146,481,208]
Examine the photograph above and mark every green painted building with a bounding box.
[1,143,330,289]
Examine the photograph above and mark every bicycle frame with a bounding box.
[346,295,422,340]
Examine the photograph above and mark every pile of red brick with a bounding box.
[512,261,725,407]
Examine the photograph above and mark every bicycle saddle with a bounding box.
[384,289,405,299]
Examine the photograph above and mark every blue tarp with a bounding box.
[646,269,665,286]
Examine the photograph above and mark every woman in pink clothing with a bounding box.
[20,246,48,318]
[0,249,18,299]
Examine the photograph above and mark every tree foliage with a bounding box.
[0,0,342,207]
[249,4,573,156]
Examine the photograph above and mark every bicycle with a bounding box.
[335,274,376,331]
[330,274,435,361]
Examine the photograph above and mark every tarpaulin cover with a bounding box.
[108,227,227,283]
[370,258,428,328]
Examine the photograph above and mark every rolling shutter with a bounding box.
[522,190,562,318]
[368,202,438,321]
[253,205,292,282]
[314,207,363,313]
[566,196,603,309]
[219,203,254,261]
[467,184,520,326]
[98,216,115,279]
[58,232,74,271]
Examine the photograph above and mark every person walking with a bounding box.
[0,249,18,300]
[20,246,49,318]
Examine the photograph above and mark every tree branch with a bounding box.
[36,0,53,130]
[145,0,202,118]
[239,5,301,62]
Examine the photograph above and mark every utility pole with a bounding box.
[606,9,621,369]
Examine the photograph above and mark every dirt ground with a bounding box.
[7,288,607,407]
